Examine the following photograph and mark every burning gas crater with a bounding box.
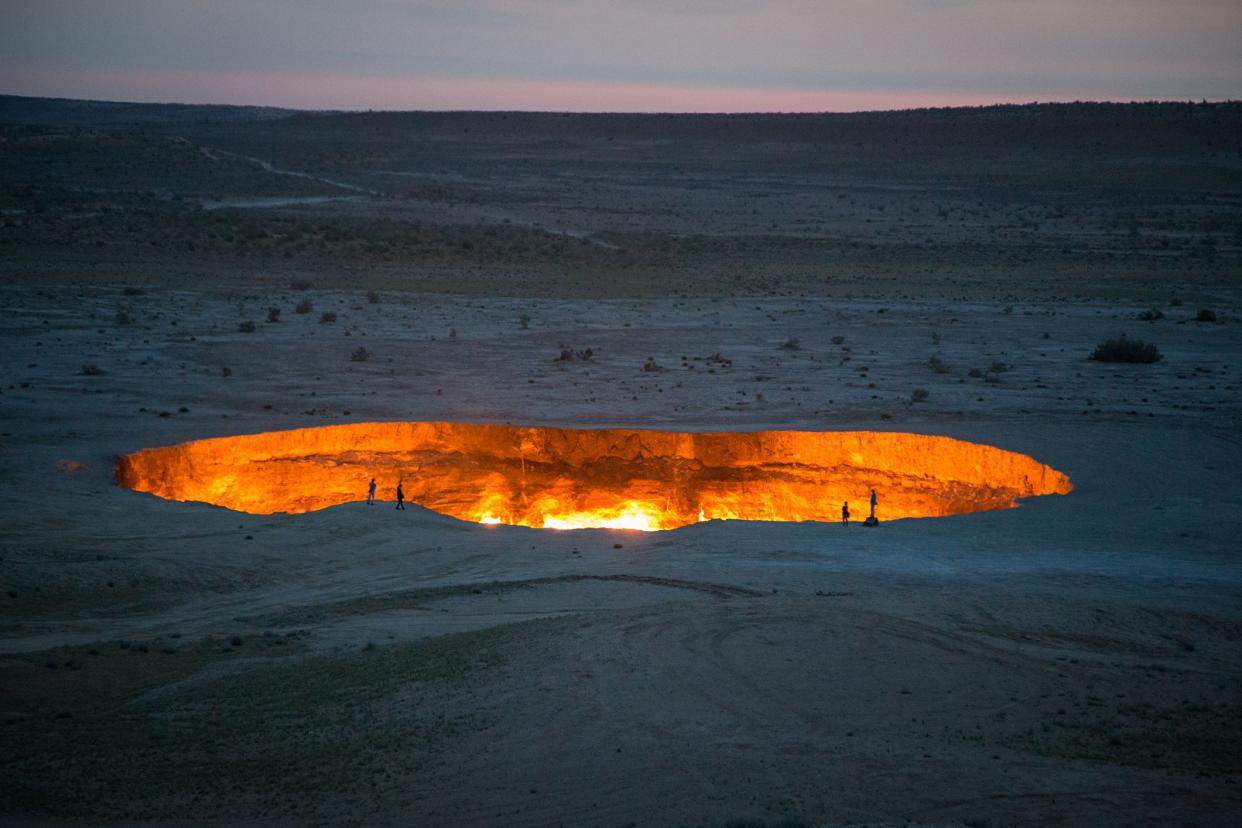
[116,423,1071,530]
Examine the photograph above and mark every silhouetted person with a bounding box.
[841,501,849,526]
[367,478,377,506]
[395,480,405,510]
[870,488,877,519]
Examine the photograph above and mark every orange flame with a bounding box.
[115,423,1072,529]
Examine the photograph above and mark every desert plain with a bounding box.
[1,97,1240,826]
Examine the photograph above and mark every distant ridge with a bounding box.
[0,93,300,128]
[1,92,1238,130]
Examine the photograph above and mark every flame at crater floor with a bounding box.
[115,422,1072,529]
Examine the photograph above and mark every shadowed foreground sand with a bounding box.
[2,284,1239,826]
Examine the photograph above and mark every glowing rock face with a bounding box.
[115,423,1072,529]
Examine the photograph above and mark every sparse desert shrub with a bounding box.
[911,388,929,403]
[643,357,665,372]
[968,367,983,378]
[320,311,337,323]
[295,298,313,314]
[989,361,1009,374]
[115,308,131,325]
[519,313,531,329]
[781,337,800,351]
[1136,308,1163,321]
[928,354,950,374]
[555,347,594,362]
[367,290,380,304]
[221,366,232,378]
[1196,308,1217,322]
[80,364,103,376]
[830,335,845,345]
[350,346,371,362]
[1090,335,1161,363]
[239,320,256,333]
[707,352,733,366]
[267,306,281,323]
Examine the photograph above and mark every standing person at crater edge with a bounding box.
[395,479,406,511]
[841,501,849,527]
[367,477,377,506]
[870,488,877,519]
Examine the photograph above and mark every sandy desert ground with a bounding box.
[1,98,1240,827]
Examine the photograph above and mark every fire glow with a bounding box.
[115,423,1072,530]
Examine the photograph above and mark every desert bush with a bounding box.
[781,337,800,350]
[267,306,281,323]
[555,347,594,362]
[830,335,845,345]
[519,313,531,329]
[1136,308,1163,321]
[1090,335,1161,363]
[707,352,733,366]
[367,290,380,304]
[643,358,665,372]
[221,366,232,378]
[320,311,337,323]
[115,308,131,325]
[911,388,929,403]
[1196,308,1217,322]
[968,367,983,378]
[989,361,1009,374]
[239,320,256,333]
[928,354,950,374]
[295,298,313,314]
[80,364,103,376]
[350,346,371,362]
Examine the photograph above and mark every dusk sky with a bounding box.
[2,0,1239,112]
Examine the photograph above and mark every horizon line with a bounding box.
[4,89,1240,118]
